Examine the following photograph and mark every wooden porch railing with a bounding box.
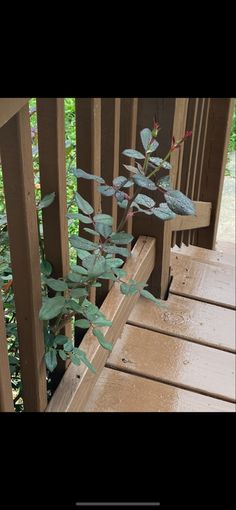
[0,97,233,412]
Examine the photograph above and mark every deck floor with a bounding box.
[83,243,236,412]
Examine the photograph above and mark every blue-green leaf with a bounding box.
[120,283,139,295]
[82,254,107,277]
[39,296,65,320]
[64,340,74,352]
[76,249,92,260]
[70,288,88,298]
[104,246,130,257]
[117,199,129,209]
[45,350,57,372]
[67,272,84,283]
[70,235,98,251]
[95,223,112,239]
[132,175,157,190]
[152,203,176,220]
[97,185,115,197]
[92,317,112,327]
[37,192,56,210]
[74,319,90,328]
[71,265,88,275]
[83,228,100,236]
[140,128,159,153]
[93,329,113,351]
[122,149,145,159]
[113,176,133,188]
[110,232,134,245]
[94,214,113,225]
[73,168,105,184]
[54,335,68,345]
[134,194,155,209]
[40,260,52,277]
[59,349,68,361]
[164,191,196,216]
[140,289,164,306]
[105,257,124,268]
[157,175,173,191]
[149,157,172,170]
[123,164,139,174]
[75,191,94,215]
[67,213,93,224]
[45,278,68,291]
[76,349,96,373]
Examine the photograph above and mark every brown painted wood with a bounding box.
[176,98,199,248]
[195,98,234,249]
[0,98,30,128]
[75,98,102,303]
[133,99,188,298]
[0,106,47,411]
[171,99,189,247]
[46,236,156,411]
[170,98,189,189]
[170,253,236,309]
[83,367,235,412]
[172,243,235,267]
[0,295,14,412]
[170,201,211,231]
[186,98,205,245]
[191,98,210,245]
[107,324,235,402]
[128,294,235,353]
[37,98,71,380]
[96,99,121,306]
[147,220,172,299]
[117,98,138,235]
[215,241,236,266]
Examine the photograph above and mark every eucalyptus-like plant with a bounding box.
[39,121,195,373]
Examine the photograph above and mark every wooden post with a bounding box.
[0,105,47,412]
[133,98,188,298]
[0,295,14,412]
[96,98,121,306]
[117,98,138,234]
[37,98,71,384]
[75,98,102,304]
[195,98,234,249]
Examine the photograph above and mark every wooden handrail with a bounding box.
[0,98,30,128]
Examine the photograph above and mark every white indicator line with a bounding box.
[75,504,160,507]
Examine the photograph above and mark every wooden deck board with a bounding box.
[128,295,236,353]
[83,368,235,412]
[172,243,235,267]
[106,325,236,402]
[170,253,235,309]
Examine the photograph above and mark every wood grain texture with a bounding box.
[0,98,30,128]
[107,324,236,402]
[46,236,156,412]
[83,367,235,412]
[37,98,71,380]
[170,201,211,231]
[128,295,236,353]
[0,296,14,412]
[117,98,138,235]
[0,106,47,411]
[195,98,234,249]
[172,243,235,267]
[170,253,236,309]
[75,98,102,303]
[96,99,121,306]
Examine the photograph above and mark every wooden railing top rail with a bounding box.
[0,98,30,128]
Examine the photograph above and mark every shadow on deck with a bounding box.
[83,243,236,412]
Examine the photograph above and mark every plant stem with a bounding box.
[117,153,150,232]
